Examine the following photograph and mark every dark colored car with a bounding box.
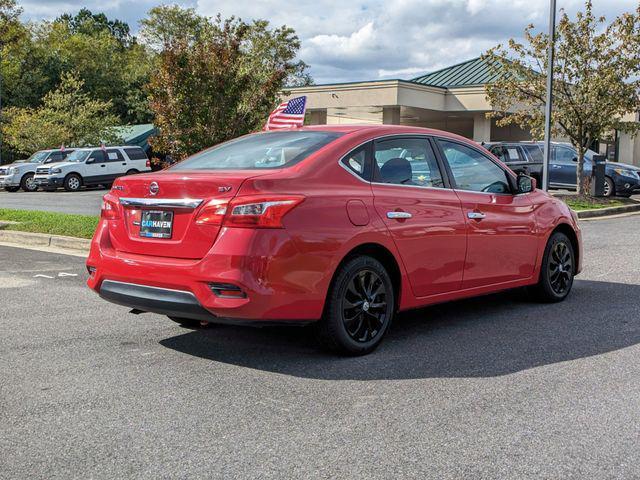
[485,141,640,197]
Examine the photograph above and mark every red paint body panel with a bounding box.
[87,125,582,323]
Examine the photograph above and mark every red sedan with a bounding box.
[87,125,582,355]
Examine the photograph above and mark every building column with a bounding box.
[306,109,327,125]
[382,106,401,125]
[473,113,491,143]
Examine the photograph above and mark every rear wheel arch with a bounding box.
[549,223,579,274]
[330,243,402,311]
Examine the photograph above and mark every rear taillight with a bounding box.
[101,196,120,220]
[195,199,228,226]
[195,196,304,228]
[146,159,151,168]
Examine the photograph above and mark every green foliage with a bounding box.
[2,72,120,154]
[0,208,99,239]
[484,1,640,194]
[0,6,153,123]
[145,8,311,160]
[56,8,133,47]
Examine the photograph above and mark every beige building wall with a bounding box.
[287,82,639,164]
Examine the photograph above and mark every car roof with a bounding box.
[296,124,475,143]
[71,145,141,151]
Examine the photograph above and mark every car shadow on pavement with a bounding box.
[159,279,640,380]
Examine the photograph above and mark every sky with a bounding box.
[18,0,639,84]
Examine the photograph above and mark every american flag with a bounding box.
[264,96,307,130]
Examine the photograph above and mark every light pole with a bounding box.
[541,0,557,191]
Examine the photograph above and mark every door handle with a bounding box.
[100,164,106,168]
[387,211,412,220]
[122,163,127,166]
[467,211,486,220]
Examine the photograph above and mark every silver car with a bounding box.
[0,149,75,192]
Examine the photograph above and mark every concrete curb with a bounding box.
[575,203,640,219]
[0,229,91,253]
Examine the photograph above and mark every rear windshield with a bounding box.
[171,131,342,171]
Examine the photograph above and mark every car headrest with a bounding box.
[380,157,412,184]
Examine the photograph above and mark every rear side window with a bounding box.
[340,144,370,180]
[171,131,342,171]
[374,137,444,188]
[124,148,148,160]
[491,146,525,163]
[522,145,543,162]
[105,149,124,162]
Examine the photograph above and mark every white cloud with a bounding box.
[19,0,640,84]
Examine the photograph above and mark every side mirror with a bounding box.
[85,159,93,164]
[572,157,578,162]
[517,174,535,194]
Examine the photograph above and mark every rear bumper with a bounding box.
[98,279,313,326]
[86,221,330,323]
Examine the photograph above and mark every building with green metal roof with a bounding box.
[283,56,638,166]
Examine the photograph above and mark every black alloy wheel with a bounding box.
[548,240,573,296]
[316,255,395,355]
[342,269,389,343]
[529,231,575,302]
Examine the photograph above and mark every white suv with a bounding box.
[0,149,75,192]
[33,146,151,192]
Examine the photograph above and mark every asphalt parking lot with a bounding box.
[1,214,640,479]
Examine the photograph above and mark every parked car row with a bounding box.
[485,141,640,197]
[0,146,151,192]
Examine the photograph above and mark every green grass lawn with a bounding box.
[561,196,626,211]
[0,208,99,239]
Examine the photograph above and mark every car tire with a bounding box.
[528,231,575,303]
[4,186,20,192]
[603,176,614,197]
[125,169,139,175]
[168,316,212,329]
[63,173,82,192]
[315,255,395,356]
[20,173,38,192]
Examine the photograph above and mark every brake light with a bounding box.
[195,199,228,226]
[101,197,120,220]
[146,159,151,168]
[195,196,304,228]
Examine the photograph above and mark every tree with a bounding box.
[1,72,120,154]
[56,8,133,47]
[483,1,640,195]
[144,9,311,160]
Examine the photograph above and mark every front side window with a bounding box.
[87,151,107,163]
[65,150,92,163]
[172,131,342,171]
[438,140,511,194]
[47,152,65,163]
[24,151,50,164]
[553,146,577,164]
[374,137,444,188]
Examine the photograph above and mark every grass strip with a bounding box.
[0,208,99,239]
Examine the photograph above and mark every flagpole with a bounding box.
[541,0,556,192]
